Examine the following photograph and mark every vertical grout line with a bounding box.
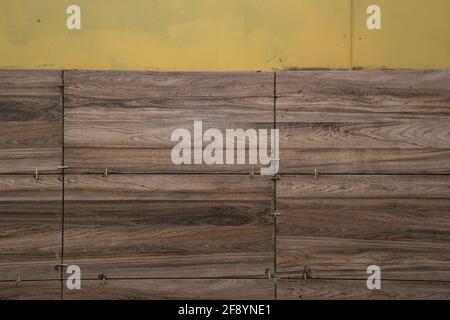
[60,69,65,300]
[273,71,278,300]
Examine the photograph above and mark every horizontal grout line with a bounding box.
[1,277,270,283]
[0,278,61,283]
[8,68,440,72]
[3,172,450,176]
[276,198,450,200]
[279,173,450,176]
[3,277,450,284]
[0,172,62,176]
[0,172,254,175]
[63,147,273,149]
[60,68,275,73]
[277,276,450,283]
[275,68,448,72]
[70,277,268,281]
[63,172,263,176]
[64,95,274,101]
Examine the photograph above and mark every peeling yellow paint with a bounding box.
[0,0,448,71]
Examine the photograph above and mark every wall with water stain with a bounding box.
[0,1,449,71]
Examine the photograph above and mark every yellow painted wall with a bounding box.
[0,0,449,71]
[353,0,450,69]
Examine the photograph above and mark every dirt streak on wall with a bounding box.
[0,0,450,70]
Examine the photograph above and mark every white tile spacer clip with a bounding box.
[303,266,311,282]
[16,274,21,287]
[54,263,68,271]
[314,169,319,180]
[34,169,39,181]
[103,168,109,178]
[267,272,277,283]
[98,274,107,286]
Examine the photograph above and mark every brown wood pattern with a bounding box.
[277,175,450,280]
[63,279,274,300]
[65,71,274,173]
[277,70,450,174]
[0,175,62,281]
[278,279,450,300]
[281,148,450,174]
[0,70,61,174]
[64,174,274,279]
[65,147,273,174]
[1,69,450,299]
[278,175,450,199]
[0,281,61,300]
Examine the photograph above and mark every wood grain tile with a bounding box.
[277,70,450,174]
[280,148,450,174]
[278,175,450,199]
[64,71,274,173]
[64,174,274,279]
[63,279,274,300]
[278,279,450,300]
[0,70,61,174]
[277,175,450,280]
[0,280,61,300]
[1,69,449,300]
[0,175,62,281]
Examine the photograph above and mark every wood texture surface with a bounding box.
[278,279,450,300]
[278,175,450,199]
[63,279,274,300]
[0,175,62,281]
[65,71,274,173]
[64,174,274,279]
[2,69,450,299]
[277,175,450,280]
[0,281,61,300]
[280,148,450,174]
[277,70,450,174]
[0,70,61,174]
